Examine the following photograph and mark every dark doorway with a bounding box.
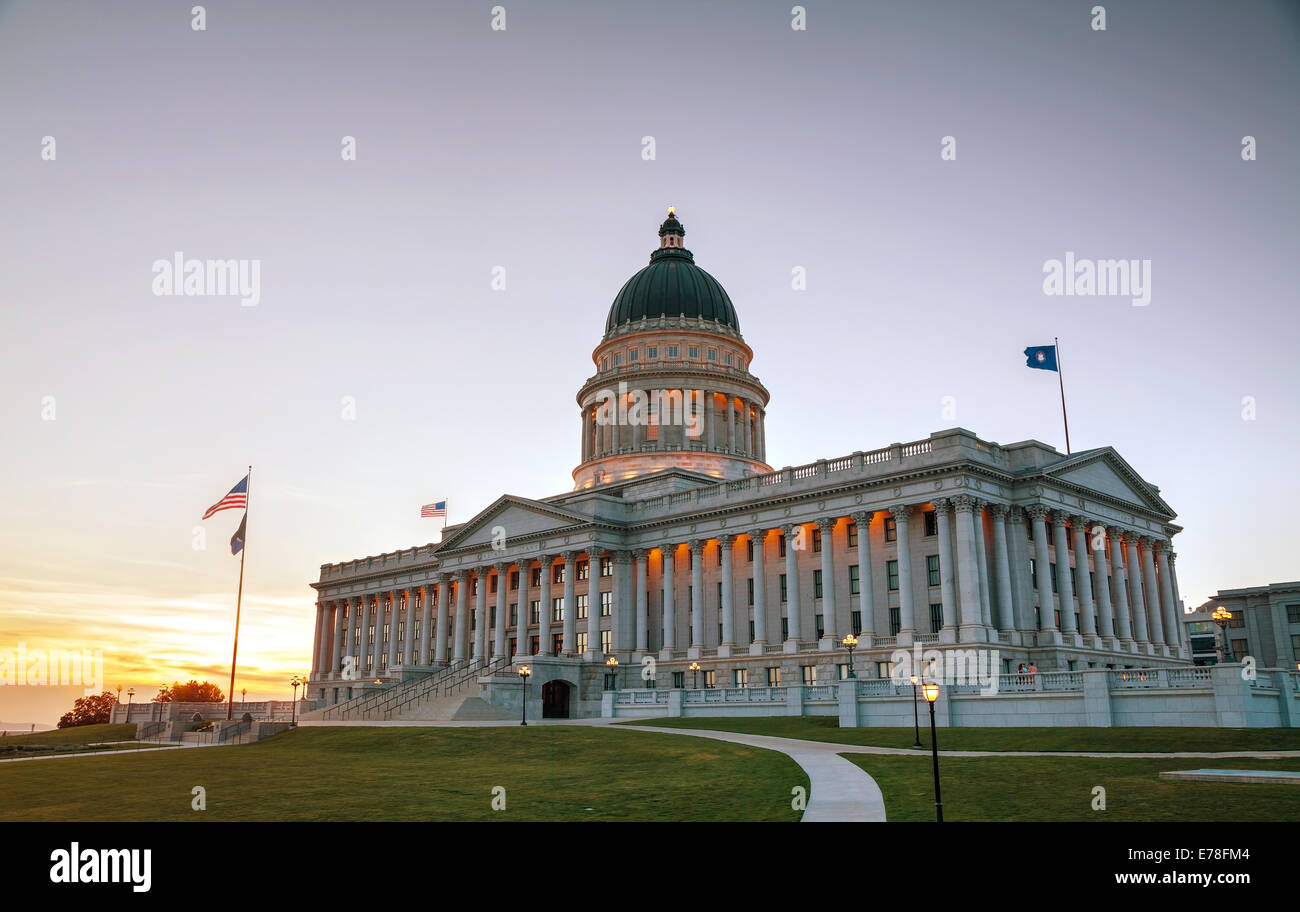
[541,680,571,719]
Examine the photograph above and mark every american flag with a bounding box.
[420,500,446,518]
[202,475,249,520]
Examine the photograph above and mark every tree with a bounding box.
[155,680,225,703]
[57,691,117,728]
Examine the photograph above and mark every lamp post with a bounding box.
[126,687,135,721]
[689,661,701,690]
[606,655,620,691]
[922,682,942,822]
[290,675,301,726]
[842,634,858,679]
[1211,606,1233,664]
[240,688,246,710]
[518,665,531,725]
[909,674,922,748]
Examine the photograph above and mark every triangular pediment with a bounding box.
[436,495,591,553]
[1036,448,1173,517]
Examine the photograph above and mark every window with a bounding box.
[812,528,822,552]
[672,671,685,688]
[667,345,678,358]
[927,555,941,587]
[703,669,716,688]
[648,346,658,359]
[887,560,899,591]
[733,668,747,687]
[877,661,894,679]
[1229,612,1245,629]
[747,578,754,606]
[613,353,621,366]
[1090,572,1097,600]
[601,358,608,371]
[929,603,943,633]
[707,349,716,361]
[600,630,612,653]
[1029,559,1037,588]
[923,510,937,537]
[413,619,421,643]
[576,632,588,654]
[716,546,722,567]
[382,622,391,641]
[1049,563,1059,594]
[600,591,612,617]
[1070,566,1078,596]
[779,534,787,557]
[847,522,858,548]
[849,564,860,595]
[529,601,539,624]
[851,610,861,634]
[489,575,498,594]
[746,538,754,562]
[889,606,900,636]
[801,666,815,685]
[509,604,518,626]
[1288,605,1300,624]
[553,564,565,584]
[688,346,699,359]
[781,618,789,640]
[1230,638,1247,661]
[552,598,564,622]
[749,620,754,641]
[604,673,618,691]
[470,578,478,597]
[645,677,656,689]
[628,349,638,362]
[552,633,563,655]
[838,664,851,680]
[511,570,520,591]
[576,594,589,619]
[767,666,781,686]
[577,560,590,580]
[884,517,897,542]
[815,614,824,638]
[780,573,788,603]
[600,556,613,577]
[530,635,539,654]
[530,567,542,587]
[1292,634,1300,656]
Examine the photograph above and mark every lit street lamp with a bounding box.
[909,674,921,748]
[518,666,531,725]
[606,655,620,691]
[290,675,302,725]
[922,682,942,822]
[126,687,135,720]
[1211,606,1233,664]
[842,634,858,678]
[689,661,701,689]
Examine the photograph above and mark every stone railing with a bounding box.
[613,690,671,706]
[803,685,837,702]
[1110,667,1211,690]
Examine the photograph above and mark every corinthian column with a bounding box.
[990,505,1015,640]
[781,525,802,652]
[892,506,915,647]
[689,539,705,658]
[933,498,958,643]
[1090,526,1114,645]
[332,601,347,677]
[1027,506,1059,644]
[850,512,875,644]
[434,576,450,664]
[452,572,469,663]
[718,535,736,656]
[1155,542,1180,652]
[1071,519,1098,646]
[634,549,649,655]
[660,544,677,660]
[1125,534,1151,652]
[585,552,601,660]
[560,552,576,657]
[1108,530,1134,649]
[1139,538,1165,654]
[817,518,838,650]
[952,495,986,644]
[495,564,509,660]
[401,590,416,668]
[749,529,768,655]
[357,595,372,675]
[1052,513,1078,643]
[538,555,553,656]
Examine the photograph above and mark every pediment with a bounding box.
[1037,449,1173,517]
[437,495,591,552]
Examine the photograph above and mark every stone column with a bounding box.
[1140,538,1165,652]
[372,595,386,676]
[561,552,577,656]
[1168,550,1187,657]
[585,552,601,660]
[387,592,401,670]
[850,512,875,641]
[1053,513,1078,642]
[634,549,649,655]
[494,565,509,660]
[332,601,347,676]
[310,602,324,678]
[892,506,915,647]
[452,572,469,663]
[517,559,531,657]
[357,595,372,676]
[1125,535,1151,651]
[817,518,838,649]
[1027,506,1059,643]
[727,396,736,452]
[689,539,705,656]
[420,585,434,666]
[742,399,752,457]
[701,391,711,450]
[1091,526,1115,643]
[971,502,993,627]
[718,535,736,655]
[435,575,450,664]
[537,555,553,656]
[660,544,677,659]
[933,498,958,643]
[473,574,488,663]
[615,550,634,653]
[952,495,986,643]
[401,590,416,667]
[990,505,1016,638]
[1071,519,1098,644]
[1109,530,1134,647]
[750,529,768,654]
[781,525,802,651]
[1156,542,1179,650]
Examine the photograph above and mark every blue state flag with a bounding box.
[1024,345,1058,372]
[230,512,247,555]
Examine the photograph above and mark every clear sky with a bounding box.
[1,0,1297,725]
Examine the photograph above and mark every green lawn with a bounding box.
[0,723,140,758]
[0,726,808,822]
[848,754,1300,821]
[623,716,1300,752]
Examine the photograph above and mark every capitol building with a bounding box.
[304,209,1192,722]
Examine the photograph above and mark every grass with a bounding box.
[0,723,140,758]
[0,725,808,822]
[621,716,1300,752]
[847,754,1300,821]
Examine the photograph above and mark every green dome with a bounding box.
[604,210,740,335]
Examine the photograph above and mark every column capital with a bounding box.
[1108,527,1130,543]
[516,556,533,569]
[452,569,468,582]
[716,533,736,548]
[630,547,648,561]
[610,549,631,564]
[1166,548,1178,563]
[688,538,704,555]
[1138,535,1157,549]
[951,494,978,513]
[849,510,874,526]
[1051,510,1068,529]
[747,528,768,543]
[659,541,679,556]
[1025,504,1050,522]
[931,496,952,514]
[778,523,800,538]
[1067,513,1090,528]
[889,504,911,521]
[815,516,836,534]
[560,550,578,563]
[536,552,554,565]
[989,502,1008,519]
[495,561,510,575]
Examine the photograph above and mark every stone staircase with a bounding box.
[392,695,510,722]
[305,657,515,723]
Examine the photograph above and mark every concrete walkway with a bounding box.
[0,743,197,763]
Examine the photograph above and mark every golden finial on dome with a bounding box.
[667,205,675,216]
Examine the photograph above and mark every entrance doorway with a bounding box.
[541,680,571,719]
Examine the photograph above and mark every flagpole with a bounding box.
[1055,337,1071,455]
[227,465,250,720]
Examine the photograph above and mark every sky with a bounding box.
[1,0,1297,725]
